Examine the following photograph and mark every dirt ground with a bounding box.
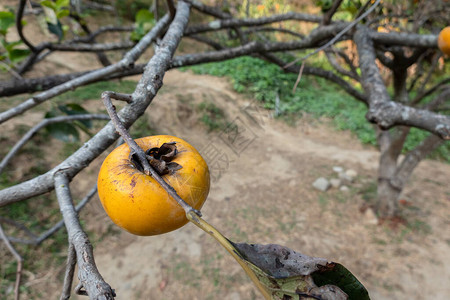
[1,6,449,298]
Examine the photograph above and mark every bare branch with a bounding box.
[0,1,190,207]
[325,49,360,80]
[71,26,134,44]
[0,223,23,300]
[184,12,322,36]
[69,13,112,66]
[173,22,349,68]
[355,26,450,139]
[54,172,115,299]
[17,0,36,52]
[49,41,134,52]
[262,53,367,103]
[424,87,450,111]
[413,53,442,102]
[60,243,77,300]
[412,77,450,105]
[391,134,444,190]
[166,0,176,19]
[370,31,438,48]
[6,186,97,245]
[184,0,231,19]
[0,14,171,124]
[285,0,381,68]
[0,115,110,174]
[322,0,344,25]
[243,26,305,39]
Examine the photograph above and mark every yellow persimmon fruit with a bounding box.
[438,26,450,56]
[97,135,210,236]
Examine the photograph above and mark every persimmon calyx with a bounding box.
[130,142,182,175]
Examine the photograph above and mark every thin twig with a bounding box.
[101,91,200,216]
[60,243,77,300]
[0,14,171,124]
[6,186,97,245]
[284,0,382,69]
[0,61,23,80]
[0,2,190,206]
[0,217,37,239]
[322,0,344,25]
[292,61,305,92]
[54,172,115,299]
[0,223,23,300]
[16,0,36,52]
[416,52,441,98]
[166,0,176,19]
[0,114,110,174]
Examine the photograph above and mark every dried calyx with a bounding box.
[131,142,182,175]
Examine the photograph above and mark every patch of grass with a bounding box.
[360,181,377,203]
[130,114,156,138]
[197,101,226,132]
[318,194,328,207]
[186,56,449,162]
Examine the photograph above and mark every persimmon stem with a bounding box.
[101,91,201,217]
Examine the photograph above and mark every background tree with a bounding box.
[0,0,449,299]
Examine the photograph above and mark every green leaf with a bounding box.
[55,0,70,9]
[4,40,23,51]
[40,0,57,10]
[47,20,64,41]
[311,263,370,300]
[45,122,80,142]
[58,103,92,128]
[135,9,154,24]
[0,11,15,36]
[56,9,70,19]
[8,48,30,63]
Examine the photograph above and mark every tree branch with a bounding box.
[60,242,77,300]
[0,14,171,124]
[54,173,114,299]
[370,31,438,48]
[0,223,23,300]
[5,186,97,245]
[184,12,322,36]
[70,26,134,44]
[0,114,110,174]
[0,1,190,206]
[16,0,36,52]
[391,134,444,190]
[263,52,367,103]
[183,0,231,19]
[49,41,134,52]
[355,26,450,139]
[322,0,344,25]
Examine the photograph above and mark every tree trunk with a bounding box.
[375,127,443,217]
[375,127,409,217]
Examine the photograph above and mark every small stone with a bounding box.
[363,208,378,225]
[332,166,344,173]
[330,178,341,188]
[339,172,354,183]
[340,185,349,192]
[345,169,358,178]
[312,177,331,191]
[288,179,296,187]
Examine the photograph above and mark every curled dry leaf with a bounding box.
[232,243,370,300]
[131,142,183,175]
